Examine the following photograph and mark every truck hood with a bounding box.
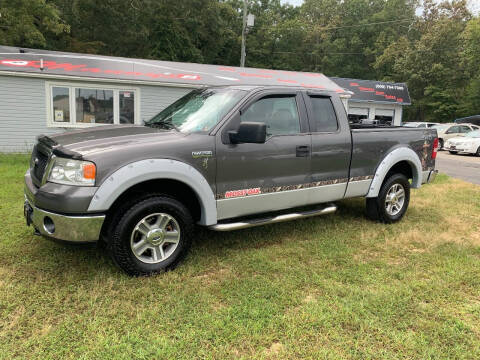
[44,125,184,157]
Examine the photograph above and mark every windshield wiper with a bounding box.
[146,121,180,132]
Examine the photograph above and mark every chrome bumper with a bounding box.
[422,169,438,184]
[24,198,105,243]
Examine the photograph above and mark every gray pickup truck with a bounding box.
[24,86,438,275]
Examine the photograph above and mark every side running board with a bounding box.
[209,204,337,232]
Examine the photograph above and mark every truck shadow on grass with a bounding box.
[29,197,371,277]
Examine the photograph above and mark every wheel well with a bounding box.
[386,160,413,180]
[101,179,202,237]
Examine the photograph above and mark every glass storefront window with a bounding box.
[75,88,114,124]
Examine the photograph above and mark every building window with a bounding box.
[52,87,71,123]
[47,82,139,127]
[119,91,135,124]
[76,88,114,124]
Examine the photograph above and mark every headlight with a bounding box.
[48,157,96,186]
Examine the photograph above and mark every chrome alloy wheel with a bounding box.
[385,183,405,216]
[130,213,181,264]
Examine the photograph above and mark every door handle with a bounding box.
[296,145,310,157]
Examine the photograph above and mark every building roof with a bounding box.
[331,77,411,105]
[0,46,347,94]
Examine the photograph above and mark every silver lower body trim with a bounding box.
[209,204,337,231]
[25,199,104,242]
[217,183,346,221]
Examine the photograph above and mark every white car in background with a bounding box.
[432,123,480,150]
[403,122,439,128]
[444,130,480,156]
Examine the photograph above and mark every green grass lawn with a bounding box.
[1,154,480,359]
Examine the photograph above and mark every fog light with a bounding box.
[43,216,55,234]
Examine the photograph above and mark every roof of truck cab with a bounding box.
[0,46,348,94]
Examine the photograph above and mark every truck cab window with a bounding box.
[241,96,300,136]
[308,96,338,132]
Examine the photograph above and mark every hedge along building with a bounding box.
[0,46,349,152]
[331,77,411,126]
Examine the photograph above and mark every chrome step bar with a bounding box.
[209,204,337,232]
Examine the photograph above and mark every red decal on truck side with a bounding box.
[224,188,261,199]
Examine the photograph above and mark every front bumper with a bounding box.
[24,169,104,243]
[24,198,105,242]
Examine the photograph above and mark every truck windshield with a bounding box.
[145,88,246,133]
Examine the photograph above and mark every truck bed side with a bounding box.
[348,127,437,196]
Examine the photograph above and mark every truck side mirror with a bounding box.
[228,122,267,144]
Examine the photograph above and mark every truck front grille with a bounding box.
[31,146,49,183]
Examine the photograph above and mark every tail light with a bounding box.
[432,138,439,159]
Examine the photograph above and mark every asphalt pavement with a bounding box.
[436,151,480,185]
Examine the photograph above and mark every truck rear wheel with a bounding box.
[366,173,410,223]
[109,196,193,276]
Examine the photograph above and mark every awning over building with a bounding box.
[331,77,411,105]
[0,46,347,94]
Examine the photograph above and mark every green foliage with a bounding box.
[0,0,69,48]
[2,0,480,122]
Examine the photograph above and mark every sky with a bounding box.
[280,0,479,15]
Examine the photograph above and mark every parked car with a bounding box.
[432,123,480,150]
[23,86,438,275]
[454,115,480,127]
[444,130,480,156]
[403,122,439,128]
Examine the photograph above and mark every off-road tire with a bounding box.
[109,196,193,276]
[366,173,410,224]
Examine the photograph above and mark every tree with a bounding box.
[0,0,69,48]
[374,0,472,122]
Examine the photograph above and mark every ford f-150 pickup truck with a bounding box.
[24,86,438,275]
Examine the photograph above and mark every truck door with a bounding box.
[215,90,311,220]
[302,92,352,200]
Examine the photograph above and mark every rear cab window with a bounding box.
[306,96,339,132]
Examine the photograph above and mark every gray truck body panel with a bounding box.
[24,85,437,237]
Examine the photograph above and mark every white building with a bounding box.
[331,77,411,126]
[0,46,410,152]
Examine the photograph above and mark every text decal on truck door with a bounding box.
[225,188,261,198]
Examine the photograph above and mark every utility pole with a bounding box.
[240,0,248,67]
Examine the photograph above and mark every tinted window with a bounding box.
[309,96,338,132]
[241,96,300,136]
[460,126,471,133]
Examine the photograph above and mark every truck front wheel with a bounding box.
[366,173,410,223]
[109,196,193,276]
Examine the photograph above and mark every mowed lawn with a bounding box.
[1,154,480,360]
